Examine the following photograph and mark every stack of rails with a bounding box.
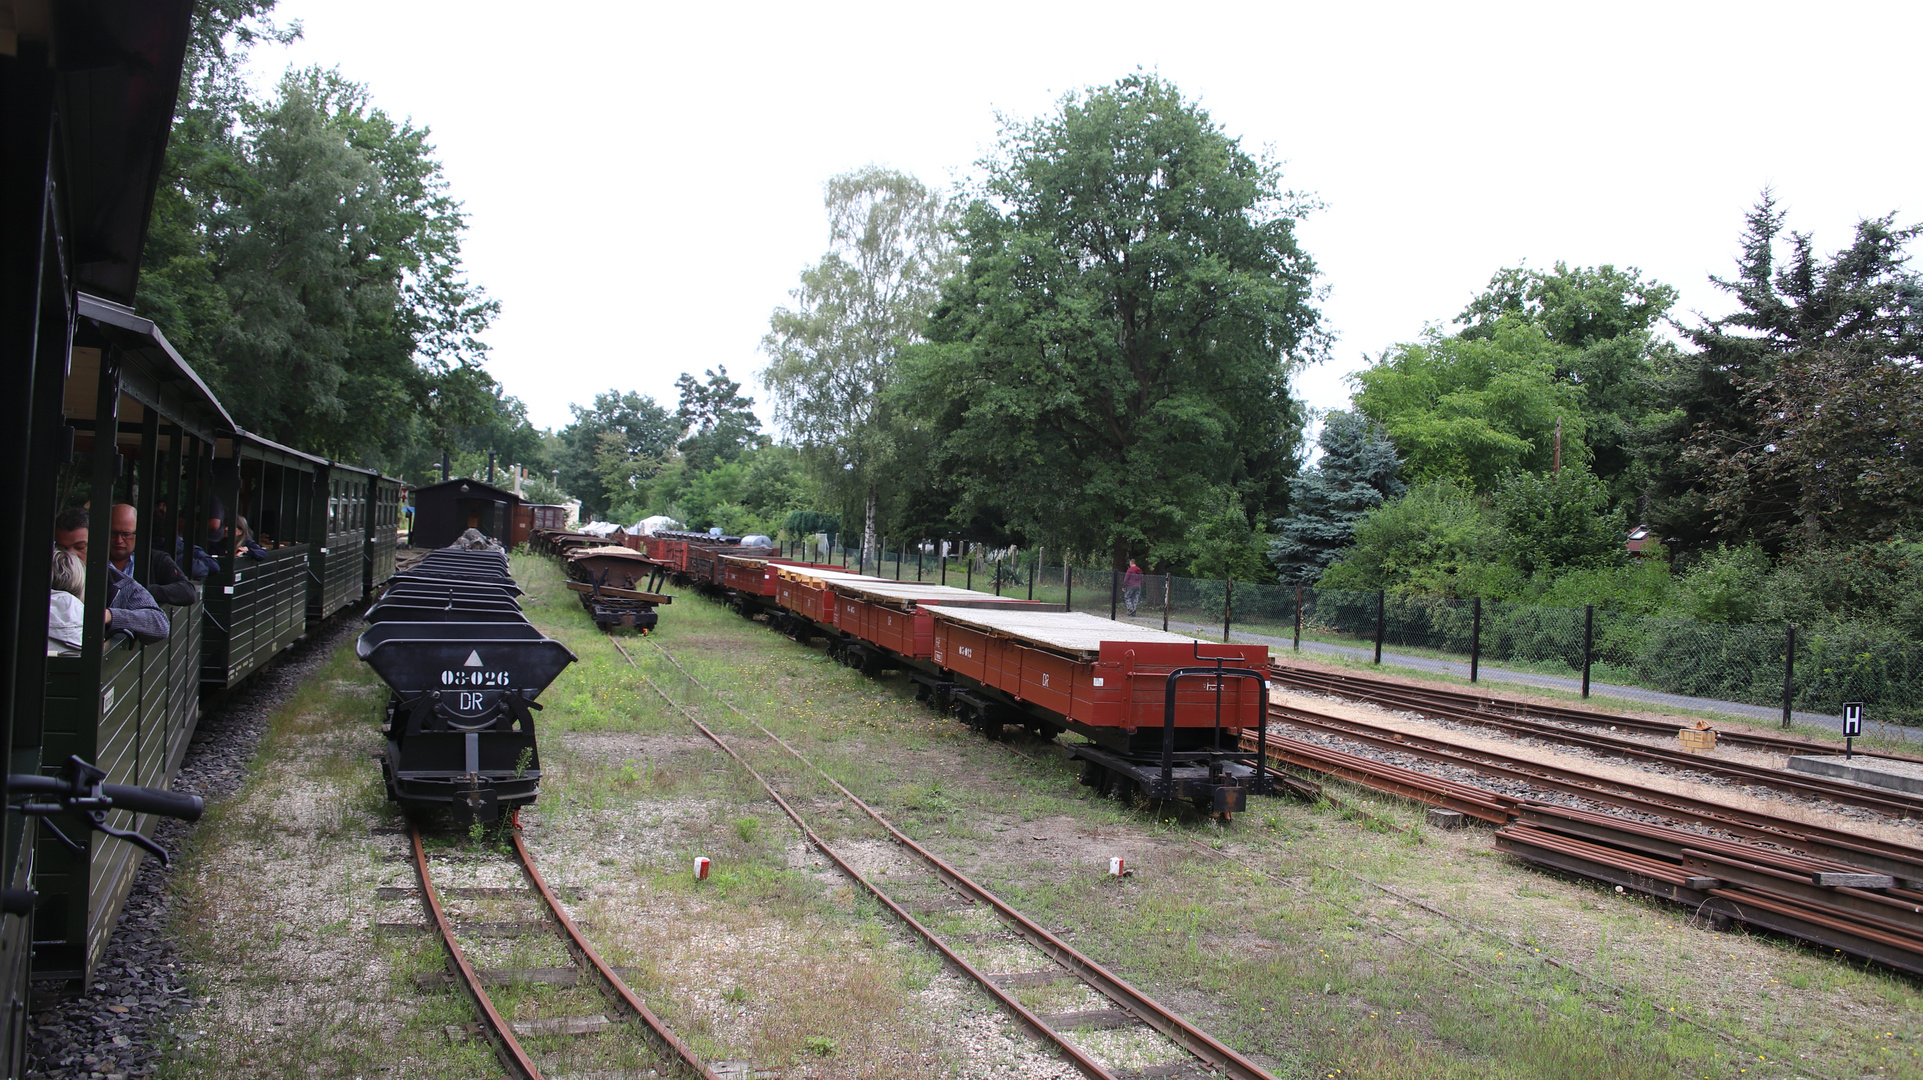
[1269,662,1923,767]
[358,549,576,822]
[560,544,671,632]
[1497,803,1923,976]
[1241,701,1923,974]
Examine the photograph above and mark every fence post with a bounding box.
[1374,590,1385,664]
[917,543,923,582]
[1065,562,1073,611]
[1781,622,1796,728]
[1293,586,1303,651]
[1110,570,1119,621]
[1470,598,1481,684]
[1027,549,1034,601]
[1223,578,1233,643]
[1581,604,1594,699]
[1162,573,1171,632]
[940,543,947,585]
[995,552,1003,597]
[966,549,973,591]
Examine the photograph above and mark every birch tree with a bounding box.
[761,167,954,558]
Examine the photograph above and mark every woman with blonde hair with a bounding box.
[48,545,85,653]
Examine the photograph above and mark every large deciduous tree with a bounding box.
[138,3,500,476]
[762,166,955,558]
[1268,411,1404,584]
[1354,262,1676,503]
[1457,262,1676,500]
[554,390,678,519]
[673,366,764,473]
[907,73,1324,567]
[1351,319,1587,492]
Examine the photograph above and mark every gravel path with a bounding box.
[24,613,365,1080]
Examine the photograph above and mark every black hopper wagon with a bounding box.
[357,550,576,822]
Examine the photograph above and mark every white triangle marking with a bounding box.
[463,650,484,667]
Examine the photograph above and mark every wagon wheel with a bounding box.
[1079,760,1109,790]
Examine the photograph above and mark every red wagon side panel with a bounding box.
[722,560,774,596]
[776,575,837,626]
[1013,645,1076,716]
[931,619,991,683]
[1090,641,1269,730]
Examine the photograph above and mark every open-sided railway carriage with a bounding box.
[309,459,395,623]
[358,551,575,822]
[0,1,412,1068]
[27,299,228,991]
[198,431,317,690]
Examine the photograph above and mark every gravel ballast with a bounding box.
[24,613,366,1080]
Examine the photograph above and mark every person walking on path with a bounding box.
[1123,559,1144,617]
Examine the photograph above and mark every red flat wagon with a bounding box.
[925,605,1275,811]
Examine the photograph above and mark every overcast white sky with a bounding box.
[247,0,1920,434]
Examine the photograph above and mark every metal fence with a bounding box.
[771,540,1922,729]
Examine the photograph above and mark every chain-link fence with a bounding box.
[762,540,1922,727]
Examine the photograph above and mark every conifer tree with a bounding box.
[1268,412,1403,584]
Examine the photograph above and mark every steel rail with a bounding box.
[1271,663,1923,765]
[636,637,1281,1080]
[628,667,1121,1080]
[1247,713,1923,979]
[1269,667,1923,818]
[409,826,544,1080]
[1257,702,1923,879]
[508,830,723,1080]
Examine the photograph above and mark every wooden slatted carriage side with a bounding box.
[309,460,376,622]
[35,298,225,989]
[200,431,318,690]
[366,475,403,593]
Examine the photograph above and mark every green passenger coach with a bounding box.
[34,298,228,987]
[198,433,318,690]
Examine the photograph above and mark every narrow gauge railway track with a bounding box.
[1271,662,1923,765]
[1251,704,1923,976]
[407,824,723,1080]
[613,632,1277,1080]
[1268,666,1923,821]
[1255,701,1923,882]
